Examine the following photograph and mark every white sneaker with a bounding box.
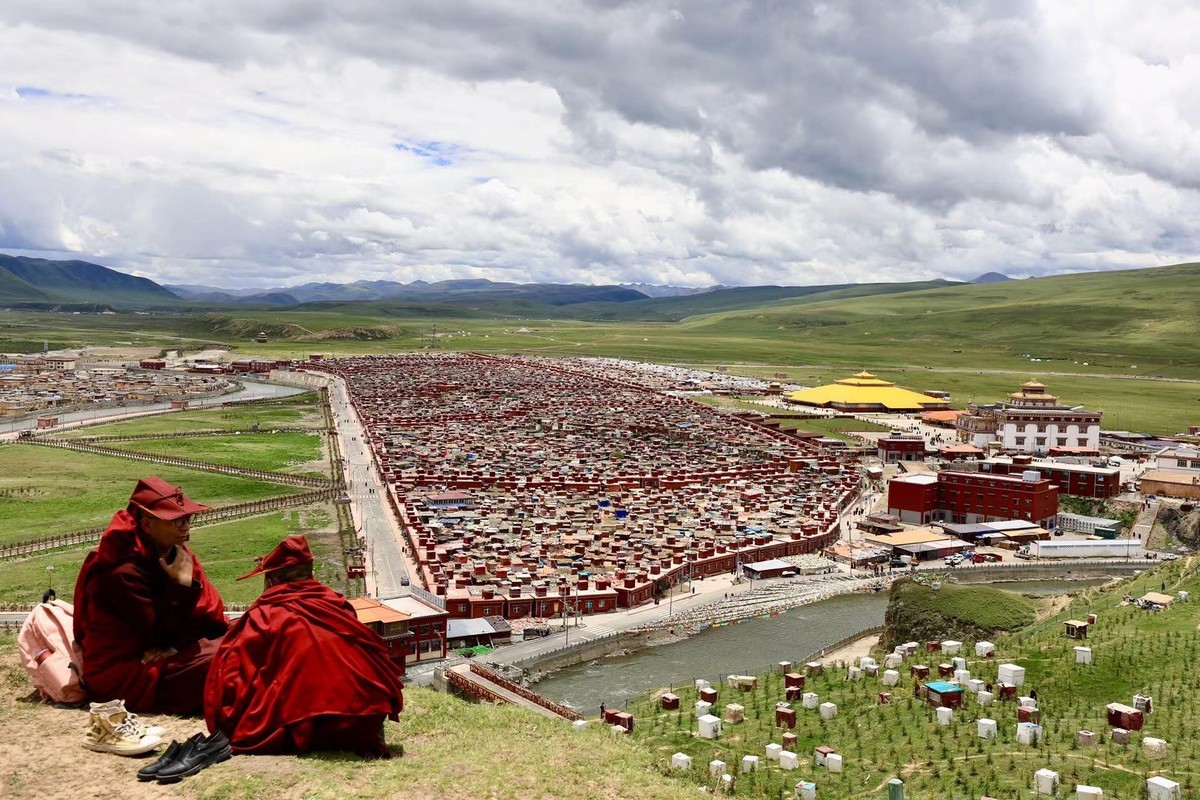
[87,700,165,738]
[83,700,164,756]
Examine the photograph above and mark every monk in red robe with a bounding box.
[73,477,227,714]
[204,536,403,756]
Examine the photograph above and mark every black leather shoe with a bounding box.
[156,731,232,784]
[137,738,187,782]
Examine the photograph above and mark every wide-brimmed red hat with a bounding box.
[128,476,211,521]
[237,535,314,581]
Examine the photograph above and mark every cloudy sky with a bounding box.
[2,1,1199,290]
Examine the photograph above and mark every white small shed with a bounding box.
[698,714,723,739]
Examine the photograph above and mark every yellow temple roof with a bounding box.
[787,371,950,411]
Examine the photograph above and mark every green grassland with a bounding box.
[101,432,328,476]
[629,561,1199,799]
[3,261,1199,433]
[51,392,325,437]
[0,444,299,544]
[884,580,1039,647]
[0,504,341,606]
[775,417,894,440]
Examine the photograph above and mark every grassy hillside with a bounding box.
[629,559,1199,798]
[883,579,1039,650]
[0,255,181,307]
[0,444,299,544]
[683,262,1200,377]
[0,636,701,800]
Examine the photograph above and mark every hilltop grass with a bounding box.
[630,561,1199,799]
[102,432,328,476]
[886,580,1039,642]
[50,392,325,437]
[775,417,893,440]
[0,504,341,605]
[0,637,701,800]
[0,444,299,544]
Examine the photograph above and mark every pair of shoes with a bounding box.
[83,699,163,756]
[155,731,232,784]
[136,733,202,782]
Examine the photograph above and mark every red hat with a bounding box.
[237,535,314,581]
[128,476,211,521]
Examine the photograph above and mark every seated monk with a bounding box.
[204,536,403,756]
[73,477,228,714]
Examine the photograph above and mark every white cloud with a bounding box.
[0,1,1198,289]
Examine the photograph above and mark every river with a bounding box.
[534,578,1109,713]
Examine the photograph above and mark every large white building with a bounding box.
[957,381,1101,454]
[1157,445,1200,472]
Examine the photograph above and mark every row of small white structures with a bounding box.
[1033,768,1180,799]
[669,748,827,799]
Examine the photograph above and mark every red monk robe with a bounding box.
[73,509,227,714]
[204,578,403,755]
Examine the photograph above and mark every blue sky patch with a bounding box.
[16,86,96,101]
[393,140,460,167]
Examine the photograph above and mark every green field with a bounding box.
[51,392,325,437]
[3,262,1199,434]
[103,432,328,476]
[0,504,341,606]
[629,561,1198,798]
[884,579,1039,647]
[0,444,299,544]
[776,417,894,440]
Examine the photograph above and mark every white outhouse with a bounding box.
[998,663,1026,686]
[779,751,799,770]
[709,760,727,777]
[975,641,995,657]
[882,669,900,686]
[936,707,953,726]
[698,714,723,739]
[1033,768,1059,795]
[671,753,693,770]
[819,702,838,720]
[825,753,843,773]
[803,692,819,709]
[765,743,783,761]
[1075,646,1092,664]
[977,718,997,739]
[741,755,760,773]
[1016,722,1043,745]
[1143,737,1168,759]
[1147,776,1181,800]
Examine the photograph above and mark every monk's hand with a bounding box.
[142,646,178,664]
[160,547,195,587]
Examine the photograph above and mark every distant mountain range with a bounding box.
[969,272,1013,284]
[0,255,180,308]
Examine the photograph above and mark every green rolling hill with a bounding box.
[680,262,1200,376]
[0,255,182,308]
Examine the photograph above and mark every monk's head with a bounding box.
[238,535,315,586]
[127,477,209,554]
[265,562,315,588]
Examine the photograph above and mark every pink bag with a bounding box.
[17,600,88,705]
